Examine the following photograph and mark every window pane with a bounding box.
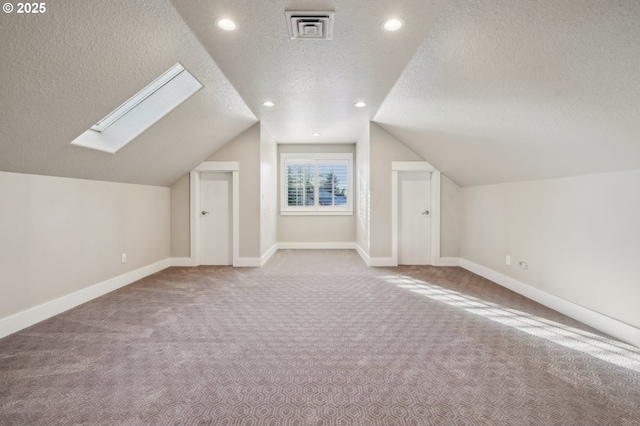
[286,163,315,206]
[318,162,348,206]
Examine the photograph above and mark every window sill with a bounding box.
[280,211,354,216]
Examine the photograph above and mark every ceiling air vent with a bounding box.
[285,11,334,40]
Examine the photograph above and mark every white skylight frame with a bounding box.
[71,63,203,154]
[90,64,185,133]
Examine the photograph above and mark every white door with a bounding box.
[398,171,431,265]
[199,172,232,265]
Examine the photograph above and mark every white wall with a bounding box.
[170,173,190,258]
[260,124,278,255]
[441,175,461,258]
[355,125,371,255]
[170,123,459,260]
[169,123,278,261]
[369,123,423,258]
[460,169,640,329]
[207,124,261,258]
[277,143,356,244]
[0,171,170,320]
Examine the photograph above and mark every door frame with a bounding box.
[189,161,239,266]
[391,161,441,267]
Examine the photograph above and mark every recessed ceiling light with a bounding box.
[216,18,238,31]
[354,101,367,108]
[382,18,404,32]
[312,132,321,137]
[262,101,275,107]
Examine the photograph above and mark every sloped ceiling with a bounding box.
[170,0,449,144]
[0,0,256,186]
[375,0,640,186]
[2,0,639,187]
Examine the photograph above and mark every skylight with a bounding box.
[71,63,203,154]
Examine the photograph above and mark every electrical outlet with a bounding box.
[121,253,127,263]
[506,255,511,266]
[519,261,528,269]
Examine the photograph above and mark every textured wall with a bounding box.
[0,172,170,319]
[460,169,640,328]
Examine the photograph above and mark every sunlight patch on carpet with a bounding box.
[384,275,640,372]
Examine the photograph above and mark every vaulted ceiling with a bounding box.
[0,0,256,186]
[375,0,640,186]
[2,0,639,187]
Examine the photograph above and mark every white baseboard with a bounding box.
[353,244,395,267]
[170,246,278,268]
[171,257,196,267]
[235,243,357,266]
[368,257,396,267]
[234,257,261,267]
[237,243,354,265]
[260,244,278,266]
[355,245,459,268]
[354,244,371,266]
[437,257,460,267]
[172,250,461,271]
[459,258,640,348]
[277,242,356,250]
[0,258,171,339]
[276,242,388,266]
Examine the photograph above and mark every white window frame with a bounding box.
[280,153,353,215]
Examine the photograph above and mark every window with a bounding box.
[281,153,353,215]
[70,63,202,154]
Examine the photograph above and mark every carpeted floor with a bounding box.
[1,249,639,425]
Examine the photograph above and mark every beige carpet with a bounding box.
[1,249,639,425]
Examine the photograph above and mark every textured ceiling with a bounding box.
[374,0,640,186]
[2,0,639,187]
[170,0,449,144]
[0,0,256,186]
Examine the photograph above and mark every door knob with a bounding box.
[201,210,210,216]
[422,210,430,215]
